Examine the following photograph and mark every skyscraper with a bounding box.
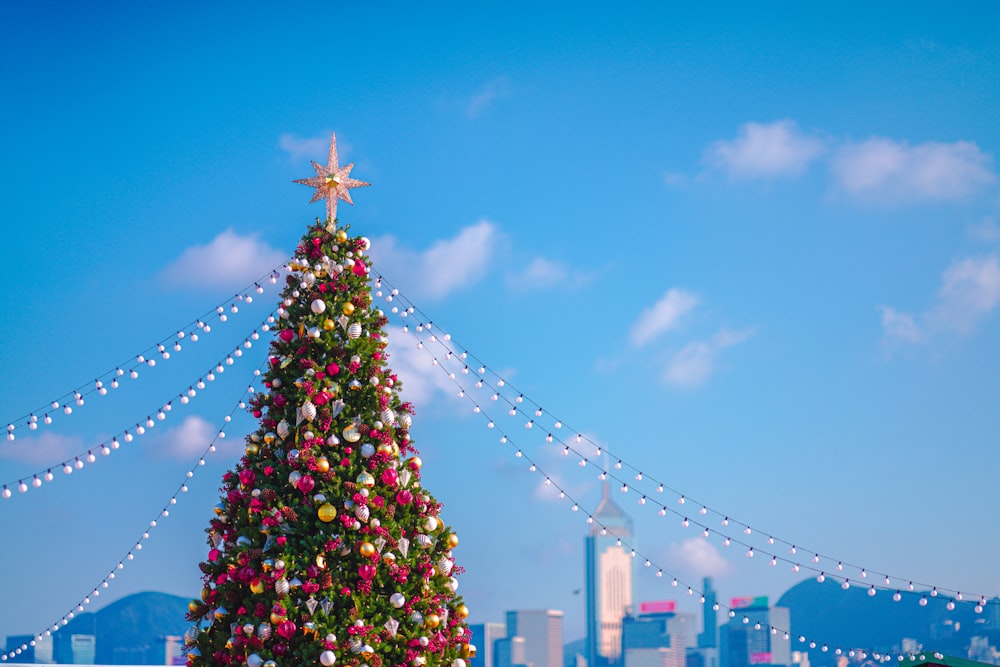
[719,599,790,667]
[698,578,718,649]
[469,622,508,667]
[504,610,564,667]
[585,482,635,667]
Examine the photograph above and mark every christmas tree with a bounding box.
[185,134,473,667]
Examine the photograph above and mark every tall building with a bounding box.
[496,636,529,667]
[469,622,508,667]
[585,482,634,667]
[621,603,696,667]
[698,578,718,649]
[719,599,790,667]
[505,610,564,667]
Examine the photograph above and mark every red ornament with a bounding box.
[359,564,376,580]
[395,489,413,505]
[276,620,297,639]
[327,363,340,375]
[352,260,366,276]
[297,475,315,494]
[381,468,399,487]
[239,469,255,486]
[279,329,295,342]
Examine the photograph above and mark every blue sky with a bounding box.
[1,0,999,651]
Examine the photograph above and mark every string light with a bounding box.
[0,362,262,662]
[2,262,287,441]
[1,321,270,498]
[373,267,998,611]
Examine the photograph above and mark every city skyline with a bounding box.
[2,0,999,653]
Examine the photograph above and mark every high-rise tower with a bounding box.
[585,482,634,667]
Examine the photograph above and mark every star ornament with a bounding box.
[293,132,370,222]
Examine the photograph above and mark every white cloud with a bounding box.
[159,229,287,291]
[630,289,700,347]
[152,415,234,461]
[704,120,825,180]
[381,338,463,410]
[467,77,510,118]
[0,431,83,465]
[663,329,754,389]
[506,257,592,291]
[879,306,922,344]
[968,218,1000,243]
[831,138,996,202]
[933,255,1000,332]
[368,221,501,301]
[881,255,1000,345]
[666,538,733,578]
[278,132,332,164]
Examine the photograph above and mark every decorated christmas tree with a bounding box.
[185,134,473,667]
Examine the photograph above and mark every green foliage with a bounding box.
[186,221,471,667]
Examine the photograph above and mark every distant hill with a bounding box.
[56,591,192,664]
[777,578,997,665]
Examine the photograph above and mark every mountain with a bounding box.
[777,578,996,665]
[55,591,192,664]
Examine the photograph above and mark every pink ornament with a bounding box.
[381,468,399,487]
[276,620,297,640]
[352,260,366,276]
[279,329,294,342]
[240,470,255,486]
[358,564,376,580]
[327,363,340,376]
[208,548,221,562]
[297,475,316,494]
[395,489,413,505]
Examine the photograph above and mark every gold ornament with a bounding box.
[250,579,265,595]
[201,586,212,602]
[377,442,394,457]
[188,600,202,613]
[425,614,440,629]
[315,456,330,473]
[342,302,356,316]
[270,611,285,625]
[408,456,422,471]
[318,503,338,522]
[336,229,348,243]
[246,443,259,456]
[446,534,459,549]
[316,554,326,569]
[359,541,376,558]
[263,432,276,445]
[461,644,477,659]
[323,318,336,331]
[455,605,469,620]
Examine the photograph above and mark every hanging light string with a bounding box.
[0,360,267,663]
[4,261,291,443]
[1,316,274,500]
[430,389,940,665]
[368,269,996,613]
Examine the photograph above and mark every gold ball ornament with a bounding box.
[188,600,202,614]
[342,302,356,316]
[315,456,330,473]
[408,456,422,471]
[446,533,459,549]
[323,318,336,331]
[318,503,338,522]
[263,432,276,445]
[201,586,212,602]
[461,645,477,659]
[359,541,376,558]
[336,229,348,243]
[377,442,395,457]
[425,614,441,629]
[455,604,469,620]
[246,442,259,456]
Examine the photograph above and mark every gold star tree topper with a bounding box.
[293,132,371,223]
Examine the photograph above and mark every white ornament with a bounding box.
[276,420,290,439]
[247,654,263,667]
[347,323,362,339]
[301,400,317,422]
[320,651,337,667]
[360,443,375,458]
[311,299,326,314]
[390,593,406,608]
